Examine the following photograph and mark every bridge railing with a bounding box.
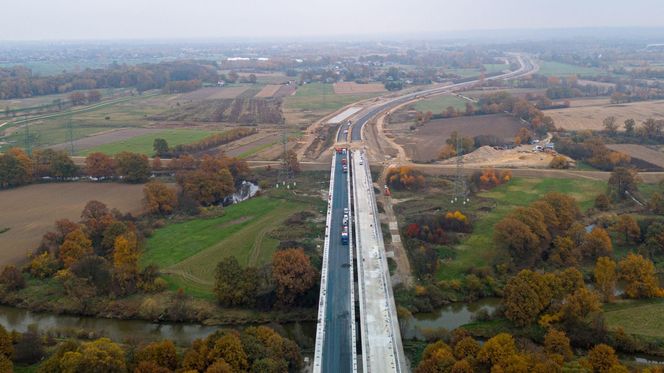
[312,152,337,373]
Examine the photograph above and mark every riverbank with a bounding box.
[0,304,318,348]
[0,280,317,328]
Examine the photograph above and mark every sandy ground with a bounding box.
[546,100,664,131]
[0,183,145,264]
[388,114,523,162]
[438,145,560,168]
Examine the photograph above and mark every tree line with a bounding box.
[414,328,645,372]
[0,60,219,100]
[0,148,155,189]
[214,247,318,311]
[0,323,302,372]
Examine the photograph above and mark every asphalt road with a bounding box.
[321,153,353,372]
[349,55,535,142]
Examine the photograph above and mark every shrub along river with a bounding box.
[0,298,661,364]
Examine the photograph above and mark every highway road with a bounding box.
[320,153,354,372]
[343,54,536,142]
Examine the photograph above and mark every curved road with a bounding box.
[339,54,536,143]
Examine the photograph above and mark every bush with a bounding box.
[594,194,611,211]
[386,166,426,191]
[0,265,25,291]
[549,156,570,169]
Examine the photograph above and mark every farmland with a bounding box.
[606,144,664,169]
[333,82,387,95]
[536,60,605,77]
[284,83,379,112]
[177,86,250,100]
[80,129,219,155]
[412,94,471,114]
[141,195,308,298]
[545,99,664,131]
[0,93,174,150]
[151,97,284,124]
[445,63,510,78]
[0,182,145,264]
[387,114,523,162]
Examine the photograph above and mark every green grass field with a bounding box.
[80,129,218,156]
[142,196,307,298]
[2,93,169,150]
[284,83,377,112]
[437,177,605,280]
[604,299,664,338]
[536,61,605,77]
[413,95,472,113]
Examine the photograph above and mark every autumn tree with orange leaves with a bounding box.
[85,152,115,178]
[143,180,178,215]
[386,166,425,191]
[272,248,317,306]
[59,229,93,268]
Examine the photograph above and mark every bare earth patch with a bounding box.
[607,144,664,169]
[438,145,561,168]
[388,114,523,162]
[254,85,282,98]
[333,82,387,95]
[546,99,664,131]
[0,183,145,264]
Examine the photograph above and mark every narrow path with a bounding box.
[248,226,269,266]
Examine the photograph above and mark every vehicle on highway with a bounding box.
[341,229,349,245]
[342,164,348,173]
[342,157,347,165]
[343,214,349,226]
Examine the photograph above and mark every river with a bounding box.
[402,298,500,340]
[0,305,316,348]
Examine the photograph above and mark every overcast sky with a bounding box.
[2,0,664,41]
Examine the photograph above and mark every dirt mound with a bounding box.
[460,146,501,162]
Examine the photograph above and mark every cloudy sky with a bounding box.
[2,0,664,41]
